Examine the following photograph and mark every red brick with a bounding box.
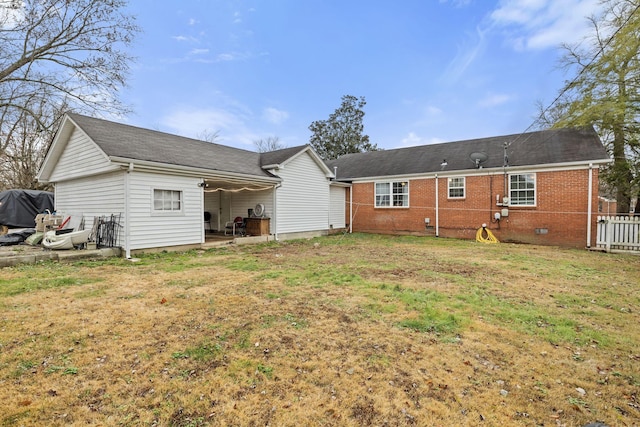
[346,169,600,248]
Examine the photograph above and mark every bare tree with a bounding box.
[0,99,64,190]
[535,0,640,213]
[253,136,285,153]
[0,0,139,185]
[196,129,221,143]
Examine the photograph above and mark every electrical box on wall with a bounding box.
[501,208,509,217]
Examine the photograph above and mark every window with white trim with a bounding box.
[448,177,465,198]
[375,181,409,207]
[509,173,536,206]
[153,189,182,212]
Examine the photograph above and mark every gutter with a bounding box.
[345,159,613,183]
[109,156,281,185]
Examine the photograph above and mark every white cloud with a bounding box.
[0,1,24,29]
[478,93,513,108]
[490,0,603,50]
[161,106,267,148]
[163,108,241,135]
[411,103,446,130]
[439,0,472,7]
[442,26,488,84]
[189,48,209,56]
[188,18,197,26]
[399,132,445,148]
[262,107,289,125]
[216,52,249,62]
[426,105,443,115]
[172,35,199,43]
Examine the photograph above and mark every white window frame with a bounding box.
[509,173,536,206]
[448,177,465,199]
[152,188,183,214]
[375,181,409,208]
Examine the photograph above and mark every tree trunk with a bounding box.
[611,127,632,214]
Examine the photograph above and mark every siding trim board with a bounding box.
[346,161,610,184]
[110,156,281,185]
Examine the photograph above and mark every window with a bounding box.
[448,177,465,198]
[375,181,409,207]
[153,189,182,212]
[509,173,536,206]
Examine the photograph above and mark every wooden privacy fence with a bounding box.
[596,216,640,253]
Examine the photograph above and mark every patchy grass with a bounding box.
[0,234,639,426]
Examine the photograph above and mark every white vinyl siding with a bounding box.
[203,193,221,231]
[329,186,346,229]
[127,172,203,250]
[220,189,274,227]
[49,127,119,182]
[274,152,330,234]
[54,171,126,245]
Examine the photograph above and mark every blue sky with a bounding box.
[121,0,603,151]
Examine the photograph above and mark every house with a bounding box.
[598,196,617,216]
[37,114,346,257]
[328,127,611,248]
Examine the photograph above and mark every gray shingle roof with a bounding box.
[327,127,609,179]
[260,145,308,167]
[68,113,273,178]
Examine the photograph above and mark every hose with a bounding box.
[476,225,499,244]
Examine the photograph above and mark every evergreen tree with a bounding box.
[309,95,378,160]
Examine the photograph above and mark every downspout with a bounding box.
[200,180,205,244]
[218,191,222,231]
[124,163,133,258]
[349,186,353,234]
[272,183,281,240]
[587,163,593,248]
[435,174,439,237]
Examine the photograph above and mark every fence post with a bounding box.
[605,219,613,253]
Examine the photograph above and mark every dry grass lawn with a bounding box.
[0,234,638,426]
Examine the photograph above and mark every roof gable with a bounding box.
[261,145,334,177]
[328,127,610,179]
[40,114,336,184]
[38,115,115,182]
[62,113,273,179]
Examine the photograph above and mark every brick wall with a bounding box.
[347,168,600,248]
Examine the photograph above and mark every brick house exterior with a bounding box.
[329,127,611,248]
